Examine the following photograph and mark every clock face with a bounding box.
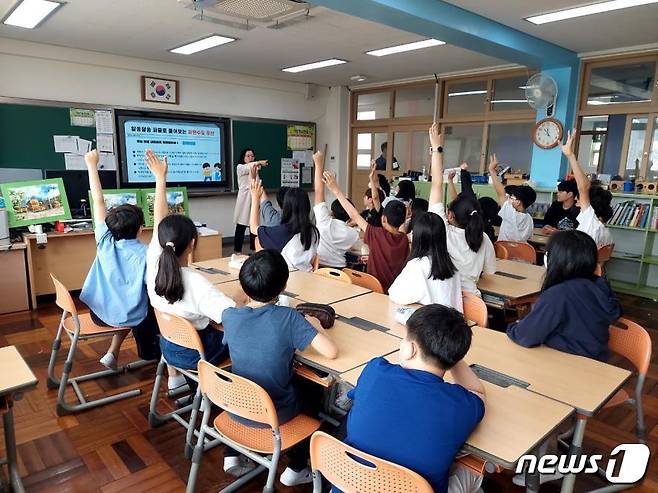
[533,118,563,149]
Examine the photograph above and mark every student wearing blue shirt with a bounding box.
[344,304,486,493]
[222,249,338,484]
[259,186,288,227]
[507,230,621,361]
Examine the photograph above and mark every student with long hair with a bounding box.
[249,176,319,271]
[233,148,268,253]
[507,230,621,361]
[427,124,496,295]
[389,211,462,310]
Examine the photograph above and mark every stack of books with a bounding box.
[608,201,652,228]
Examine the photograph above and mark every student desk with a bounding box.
[341,352,574,471]
[494,227,549,249]
[283,271,371,304]
[0,346,38,493]
[330,292,414,338]
[191,257,243,284]
[0,243,29,314]
[23,229,222,307]
[477,259,544,316]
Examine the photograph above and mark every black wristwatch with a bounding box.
[429,146,443,154]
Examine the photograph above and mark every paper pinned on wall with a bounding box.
[53,135,79,154]
[96,134,114,153]
[69,108,96,127]
[293,150,314,185]
[281,158,300,187]
[95,110,113,134]
[98,152,117,170]
[64,153,86,170]
[77,138,92,154]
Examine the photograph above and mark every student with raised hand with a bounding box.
[143,150,236,391]
[312,150,360,268]
[343,304,485,493]
[221,249,338,484]
[427,123,496,296]
[361,161,384,227]
[323,170,409,293]
[79,150,160,370]
[560,130,614,247]
[388,210,462,310]
[507,230,621,361]
[249,176,319,272]
[489,154,536,242]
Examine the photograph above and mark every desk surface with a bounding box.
[297,317,400,374]
[331,292,415,339]
[493,227,549,247]
[0,346,38,396]
[341,353,573,468]
[285,271,371,304]
[477,259,544,302]
[191,257,244,284]
[467,326,631,415]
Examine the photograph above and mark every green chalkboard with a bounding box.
[232,120,314,190]
[0,103,97,170]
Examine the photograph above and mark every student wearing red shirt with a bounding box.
[323,171,409,293]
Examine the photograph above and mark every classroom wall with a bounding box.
[0,38,350,236]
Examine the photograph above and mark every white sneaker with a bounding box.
[223,456,256,477]
[280,466,313,486]
[512,471,564,487]
[167,374,186,390]
[99,353,117,370]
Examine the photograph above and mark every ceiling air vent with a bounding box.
[179,0,310,27]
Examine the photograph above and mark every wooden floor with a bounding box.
[0,291,656,492]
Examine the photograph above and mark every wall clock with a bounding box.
[533,117,563,149]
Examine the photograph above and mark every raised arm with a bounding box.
[144,150,168,231]
[249,177,263,235]
[368,161,381,212]
[450,360,486,402]
[313,150,325,205]
[447,169,458,202]
[488,154,506,205]
[428,123,445,206]
[560,129,590,210]
[323,171,369,232]
[85,150,106,223]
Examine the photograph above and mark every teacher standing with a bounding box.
[233,148,268,253]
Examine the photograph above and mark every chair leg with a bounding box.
[186,400,212,493]
[185,391,203,460]
[634,376,646,443]
[148,357,168,427]
[263,437,281,493]
[46,313,66,390]
[312,470,323,493]
[55,329,80,416]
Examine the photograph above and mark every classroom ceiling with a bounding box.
[0,0,656,87]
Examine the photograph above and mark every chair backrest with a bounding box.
[198,360,279,428]
[598,243,615,264]
[494,241,536,264]
[609,318,651,376]
[342,268,384,294]
[310,431,433,493]
[315,268,352,284]
[493,242,509,260]
[154,309,205,355]
[50,274,78,315]
[462,291,488,328]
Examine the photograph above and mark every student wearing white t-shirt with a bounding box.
[312,150,360,268]
[427,124,496,296]
[144,150,237,373]
[488,155,536,242]
[389,211,463,311]
[559,129,614,248]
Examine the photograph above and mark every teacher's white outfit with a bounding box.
[233,162,256,252]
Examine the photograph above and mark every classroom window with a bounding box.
[649,117,658,180]
[586,60,657,108]
[487,122,534,174]
[623,117,648,179]
[392,130,430,173]
[443,124,484,170]
[491,75,531,112]
[356,92,390,120]
[394,85,435,118]
[356,132,387,169]
[578,115,610,175]
[445,80,488,116]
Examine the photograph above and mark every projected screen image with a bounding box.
[123,119,223,184]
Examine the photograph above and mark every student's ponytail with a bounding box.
[154,214,198,304]
[448,195,484,253]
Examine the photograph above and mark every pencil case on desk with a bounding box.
[296,303,336,329]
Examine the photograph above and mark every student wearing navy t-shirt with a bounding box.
[344,304,486,493]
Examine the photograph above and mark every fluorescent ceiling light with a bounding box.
[526,0,658,25]
[3,0,63,29]
[170,34,236,55]
[448,90,487,97]
[588,98,651,105]
[366,38,445,57]
[282,58,347,73]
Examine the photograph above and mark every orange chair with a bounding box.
[187,360,321,493]
[342,268,384,294]
[148,310,224,459]
[605,318,651,443]
[494,240,536,264]
[597,243,615,275]
[309,431,433,493]
[463,291,488,328]
[46,275,151,416]
[493,242,509,260]
[314,267,352,284]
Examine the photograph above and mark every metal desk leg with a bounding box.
[3,400,24,493]
[560,415,588,493]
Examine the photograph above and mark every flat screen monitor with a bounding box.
[115,110,230,190]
